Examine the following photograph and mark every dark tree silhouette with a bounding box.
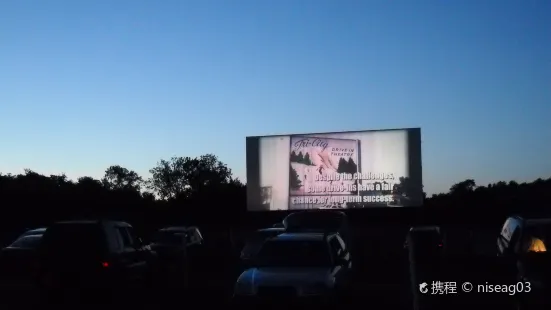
[336,157,358,174]
[337,158,348,173]
[449,179,477,194]
[102,165,143,192]
[289,166,302,190]
[297,152,304,163]
[346,158,357,174]
[393,176,419,198]
[147,154,233,200]
[303,152,312,165]
[290,151,298,162]
[290,151,314,166]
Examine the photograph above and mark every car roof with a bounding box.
[257,227,286,233]
[16,234,42,241]
[284,210,346,221]
[8,234,43,248]
[525,219,551,226]
[410,226,440,232]
[54,220,132,227]
[26,227,47,233]
[283,210,346,231]
[270,232,330,242]
[159,226,187,232]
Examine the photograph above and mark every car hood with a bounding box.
[238,267,332,287]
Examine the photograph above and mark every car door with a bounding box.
[125,226,149,270]
[116,226,147,281]
[499,223,522,281]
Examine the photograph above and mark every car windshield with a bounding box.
[522,224,551,253]
[256,240,332,267]
[241,240,263,258]
[241,231,283,258]
[10,235,42,248]
[411,230,441,243]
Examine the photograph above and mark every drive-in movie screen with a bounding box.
[246,128,423,211]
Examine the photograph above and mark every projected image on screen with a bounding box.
[246,129,423,211]
[289,136,361,210]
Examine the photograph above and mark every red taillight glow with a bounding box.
[101,262,109,268]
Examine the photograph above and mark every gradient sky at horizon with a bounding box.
[1,0,550,195]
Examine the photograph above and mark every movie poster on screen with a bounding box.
[289,136,361,199]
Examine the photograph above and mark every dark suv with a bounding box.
[35,220,154,299]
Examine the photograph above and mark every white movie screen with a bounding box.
[246,128,423,211]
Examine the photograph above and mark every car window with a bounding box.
[256,240,332,267]
[501,218,512,240]
[187,228,203,245]
[125,227,141,246]
[335,235,347,252]
[153,231,185,246]
[411,230,441,246]
[117,227,133,248]
[501,218,518,241]
[41,224,107,254]
[10,235,42,248]
[329,237,343,257]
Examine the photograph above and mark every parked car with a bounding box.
[35,220,154,300]
[240,227,285,268]
[0,234,44,290]
[233,231,352,303]
[405,225,445,279]
[283,210,353,256]
[497,216,551,309]
[149,226,204,286]
[404,226,444,254]
[405,226,445,310]
[151,226,203,250]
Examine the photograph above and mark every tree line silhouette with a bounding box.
[290,151,314,166]
[0,154,245,245]
[1,152,550,245]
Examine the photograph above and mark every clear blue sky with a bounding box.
[1,0,550,195]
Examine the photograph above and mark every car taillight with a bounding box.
[101,261,109,268]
